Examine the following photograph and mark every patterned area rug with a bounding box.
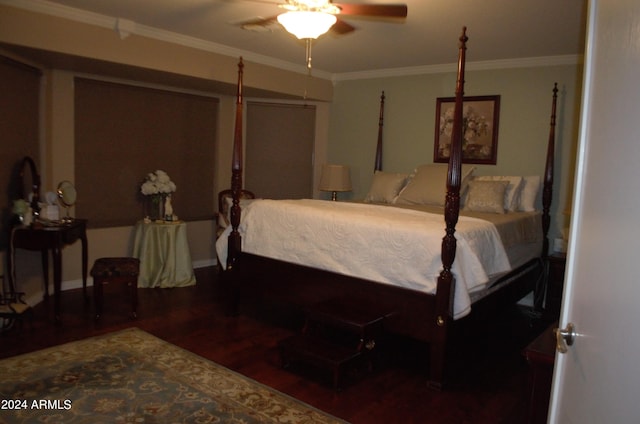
[0,328,347,423]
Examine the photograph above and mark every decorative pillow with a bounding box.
[364,171,408,204]
[518,176,541,212]
[463,180,509,214]
[395,163,475,206]
[474,176,524,211]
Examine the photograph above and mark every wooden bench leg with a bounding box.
[130,280,138,319]
[94,279,103,320]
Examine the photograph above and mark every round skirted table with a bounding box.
[132,220,196,288]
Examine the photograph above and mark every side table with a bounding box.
[523,322,557,424]
[132,220,196,288]
[7,219,88,322]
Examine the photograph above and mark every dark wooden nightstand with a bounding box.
[523,322,557,424]
[544,252,566,322]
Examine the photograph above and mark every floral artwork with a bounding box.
[434,95,500,164]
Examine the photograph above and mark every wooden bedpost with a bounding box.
[534,83,557,310]
[542,83,558,258]
[430,26,468,391]
[374,91,385,172]
[227,57,244,269]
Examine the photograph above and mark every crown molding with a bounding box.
[332,54,584,82]
[1,0,332,79]
[3,0,582,84]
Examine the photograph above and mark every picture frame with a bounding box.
[434,95,500,165]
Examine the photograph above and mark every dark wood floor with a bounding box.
[0,266,550,424]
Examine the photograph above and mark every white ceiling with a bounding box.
[7,0,588,77]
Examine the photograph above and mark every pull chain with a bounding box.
[305,38,313,74]
[303,38,313,100]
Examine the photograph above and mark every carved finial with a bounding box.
[236,57,244,102]
[459,26,468,46]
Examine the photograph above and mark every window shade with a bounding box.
[245,102,315,199]
[0,56,41,250]
[74,78,218,227]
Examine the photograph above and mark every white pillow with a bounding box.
[474,176,524,211]
[519,176,541,212]
[395,163,475,206]
[364,171,408,204]
[464,180,509,214]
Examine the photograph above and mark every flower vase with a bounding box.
[148,195,165,221]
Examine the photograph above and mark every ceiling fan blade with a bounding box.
[224,0,280,4]
[335,4,408,18]
[236,15,279,30]
[330,18,356,35]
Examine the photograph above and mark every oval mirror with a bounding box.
[57,180,77,221]
[20,156,41,213]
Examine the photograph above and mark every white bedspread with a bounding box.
[216,199,510,319]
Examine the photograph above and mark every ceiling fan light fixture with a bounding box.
[277,11,337,39]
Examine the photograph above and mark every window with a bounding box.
[74,78,218,227]
[245,102,315,199]
[0,56,41,249]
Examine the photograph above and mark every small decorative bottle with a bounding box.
[164,194,174,221]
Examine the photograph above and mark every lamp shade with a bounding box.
[277,11,337,39]
[319,164,352,193]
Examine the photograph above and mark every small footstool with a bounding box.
[91,257,140,320]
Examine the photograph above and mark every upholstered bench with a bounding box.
[90,257,140,320]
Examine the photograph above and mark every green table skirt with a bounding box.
[132,220,196,288]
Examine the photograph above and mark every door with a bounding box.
[245,101,316,199]
[548,0,640,422]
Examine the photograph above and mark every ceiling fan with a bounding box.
[236,0,408,38]
[234,0,407,94]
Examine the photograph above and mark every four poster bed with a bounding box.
[218,27,558,390]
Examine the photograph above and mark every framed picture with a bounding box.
[434,95,500,164]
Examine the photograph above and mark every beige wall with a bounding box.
[0,4,333,101]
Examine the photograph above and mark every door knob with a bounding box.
[555,322,576,354]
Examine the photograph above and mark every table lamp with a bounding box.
[319,164,352,201]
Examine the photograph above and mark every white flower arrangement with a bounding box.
[140,170,176,196]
